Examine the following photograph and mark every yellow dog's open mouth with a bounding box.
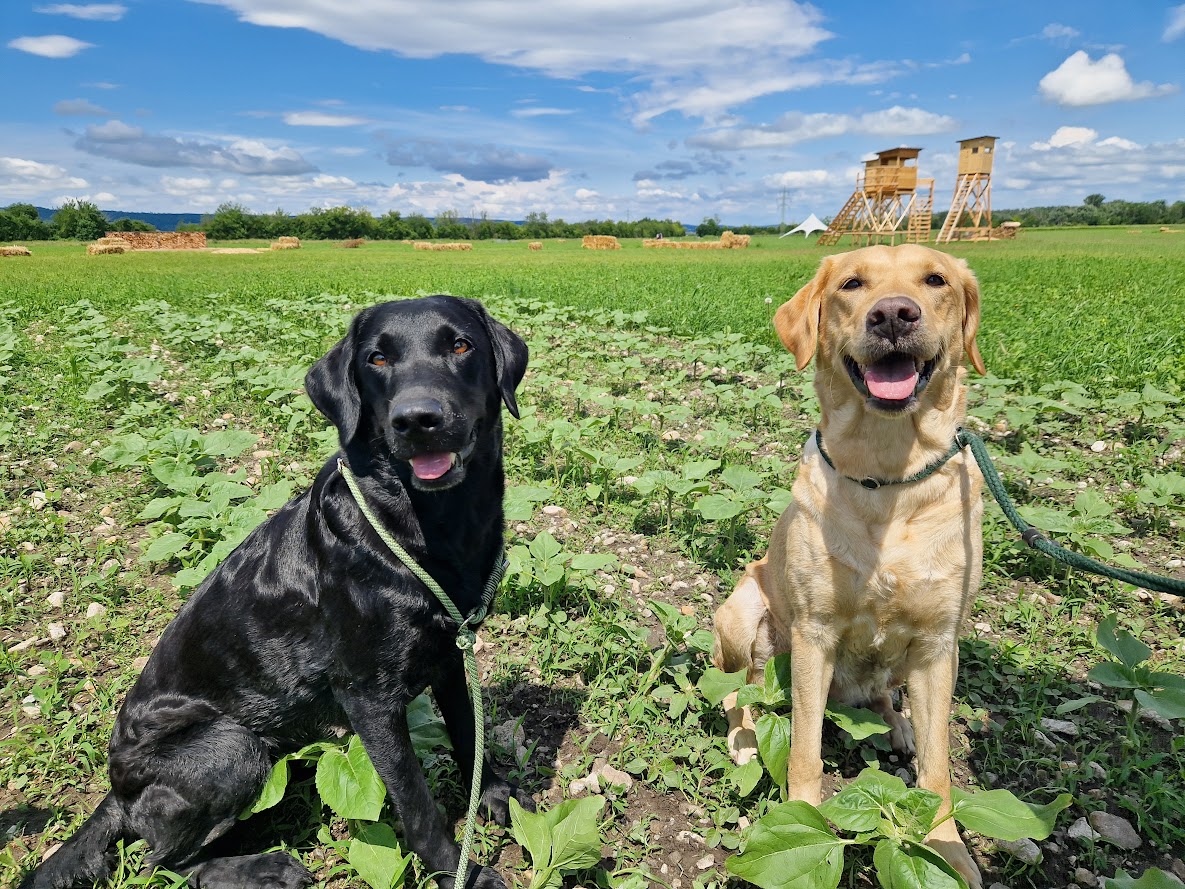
[844,352,937,411]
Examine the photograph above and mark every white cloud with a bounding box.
[53,98,110,115]
[1038,51,1177,106]
[763,169,831,189]
[1097,136,1141,150]
[312,174,357,188]
[283,110,372,126]
[7,34,94,57]
[161,176,215,194]
[690,105,957,151]
[1041,23,1080,41]
[35,4,127,21]
[1,156,86,185]
[510,107,574,118]
[88,119,144,140]
[1030,126,1098,150]
[1166,5,1185,41]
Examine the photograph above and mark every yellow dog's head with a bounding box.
[774,244,984,416]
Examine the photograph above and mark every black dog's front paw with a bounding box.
[480,780,535,826]
[465,864,509,889]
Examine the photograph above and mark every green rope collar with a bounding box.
[337,458,506,889]
[814,427,964,489]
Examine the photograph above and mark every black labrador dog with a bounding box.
[21,295,532,889]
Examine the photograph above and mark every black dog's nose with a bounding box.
[391,398,445,434]
[866,297,921,343]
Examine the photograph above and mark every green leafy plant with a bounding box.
[726,768,1071,889]
[1088,616,1185,733]
[509,796,606,889]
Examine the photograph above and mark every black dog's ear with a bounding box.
[467,300,529,418]
[305,322,361,448]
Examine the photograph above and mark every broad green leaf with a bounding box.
[1087,662,1144,690]
[407,694,451,753]
[721,465,765,491]
[242,756,290,817]
[697,666,747,706]
[144,532,190,562]
[348,822,412,889]
[1103,868,1185,889]
[315,735,386,821]
[950,788,1071,841]
[755,712,791,796]
[1096,616,1152,669]
[872,839,964,889]
[762,653,792,707]
[569,552,618,572]
[254,481,294,511]
[695,494,745,521]
[544,795,606,872]
[818,781,885,834]
[529,531,564,561]
[510,796,553,870]
[725,801,845,889]
[825,703,892,740]
[202,429,258,457]
[1135,687,1185,720]
[731,758,764,797]
[137,496,182,520]
[681,459,721,480]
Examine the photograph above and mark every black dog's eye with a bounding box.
[840,278,862,291]
[367,351,389,367]
[925,273,947,287]
[452,338,472,355]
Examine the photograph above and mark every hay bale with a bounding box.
[271,236,302,250]
[582,235,620,250]
[414,242,472,251]
[0,245,32,257]
[720,231,751,249]
[87,243,126,255]
[339,238,366,248]
[528,241,543,251]
[106,232,206,250]
[96,236,131,249]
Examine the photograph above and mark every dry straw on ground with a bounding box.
[0,245,32,257]
[582,235,620,250]
[643,232,750,250]
[413,242,472,251]
[107,232,206,250]
[271,236,302,250]
[528,242,543,251]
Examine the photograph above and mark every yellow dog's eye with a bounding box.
[368,351,388,366]
[840,278,862,291]
[925,273,947,287]
[452,338,472,354]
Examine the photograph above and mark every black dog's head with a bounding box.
[305,295,528,491]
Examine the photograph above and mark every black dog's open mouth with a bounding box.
[844,352,937,412]
[405,428,479,490]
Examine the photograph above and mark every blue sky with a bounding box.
[3,1,1184,225]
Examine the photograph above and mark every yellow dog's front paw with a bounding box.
[727,726,758,765]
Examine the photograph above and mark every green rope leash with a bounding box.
[955,429,1185,596]
[814,427,1185,596]
[337,459,506,889]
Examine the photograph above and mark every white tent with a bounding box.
[780,213,829,237]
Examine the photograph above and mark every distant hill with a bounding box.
[35,207,203,232]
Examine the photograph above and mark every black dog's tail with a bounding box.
[19,794,127,889]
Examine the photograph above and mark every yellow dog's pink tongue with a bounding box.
[863,357,918,400]
[410,452,454,480]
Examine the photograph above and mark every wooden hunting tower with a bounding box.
[818,147,934,246]
[936,136,997,242]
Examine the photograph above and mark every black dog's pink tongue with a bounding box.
[410,452,454,480]
[863,356,919,400]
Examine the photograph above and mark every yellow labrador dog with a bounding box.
[713,244,986,887]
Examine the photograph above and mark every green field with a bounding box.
[2,230,1183,888]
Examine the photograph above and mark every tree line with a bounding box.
[5,195,1183,244]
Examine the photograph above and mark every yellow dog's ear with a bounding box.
[774,257,831,371]
[956,259,987,375]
